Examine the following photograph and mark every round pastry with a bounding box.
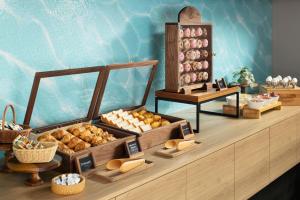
[161,120,171,126]
[197,39,202,48]
[138,110,147,115]
[61,134,74,144]
[201,50,209,58]
[179,63,184,73]
[183,62,191,72]
[184,28,191,37]
[144,118,154,124]
[190,28,196,37]
[191,73,197,82]
[153,115,161,121]
[196,62,202,70]
[183,39,190,49]
[180,76,185,86]
[202,60,209,69]
[144,113,154,119]
[189,50,196,60]
[203,72,209,81]
[195,50,201,59]
[137,115,145,121]
[132,111,139,118]
[202,39,209,47]
[179,52,185,62]
[184,74,191,84]
[151,121,161,128]
[189,38,197,48]
[179,41,183,49]
[191,62,198,71]
[51,130,67,140]
[203,28,208,36]
[196,27,203,36]
[198,72,203,81]
[179,29,184,38]
[186,51,191,60]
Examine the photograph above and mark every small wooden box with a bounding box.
[165,6,213,94]
[93,60,187,151]
[260,85,300,106]
[23,67,134,173]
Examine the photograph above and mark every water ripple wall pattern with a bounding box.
[0,0,272,127]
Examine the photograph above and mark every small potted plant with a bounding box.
[233,67,257,93]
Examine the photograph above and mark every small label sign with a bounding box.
[125,139,144,158]
[180,122,194,139]
[75,153,96,175]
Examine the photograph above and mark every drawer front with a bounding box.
[186,145,234,200]
[116,168,186,200]
[270,116,297,180]
[235,129,270,200]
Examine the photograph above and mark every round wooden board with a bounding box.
[178,6,201,25]
[7,158,60,186]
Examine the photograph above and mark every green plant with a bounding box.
[233,67,256,87]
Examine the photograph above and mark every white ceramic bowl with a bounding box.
[226,94,252,106]
[247,99,265,110]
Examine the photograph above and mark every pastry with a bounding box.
[189,38,197,48]
[183,62,191,72]
[38,134,56,142]
[61,134,74,144]
[197,39,202,48]
[202,39,209,47]
[144,112,154,119]
[51,130,67,140]
[191,72,197,82]
[191,28,196,37]
[153,115,161,121]
[201,50,208,58]
[68,137,82,149]
[189,50,196,60]
[132,111,139,118]
[198,72,203,81]
[144,118,154,125]
[191,62,198,71]
[202,60,209,69]
[161,120,171,126]
[71,128,81,137]
[178,41,183,49]
[203,72,209,81]
[79,130,92,139]
[184,28,191,37]
[196,62,202,70]
[184,74,191,84]
[195,50,201,59]
[151,121,161,128]
[179,63,184,73]
[183,39,190,49]
[179,52,185,62]
[203,28,208,36]
[196,27,203,36]
[74,141,91,152]
[179,29,184,38]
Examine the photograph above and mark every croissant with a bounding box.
[71,128,81,137]
[74,141,91,152]
[67,137,82,149]
[51,129,67,140]
[61,134,74,144]
[79,130,92,139]
[38,134,56,142]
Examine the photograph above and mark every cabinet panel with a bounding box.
[116,167,186,200]
[270,116,297,180]
[297,114,300,163]
[235,129,270,200]
[186,145,234,200]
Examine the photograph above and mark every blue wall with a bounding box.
[0,0,272,128]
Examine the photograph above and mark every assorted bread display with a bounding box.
[38,123,117,155]
[0,120,23,131]
[13,135,44,150]
[101,109,171,133]
[178,26,211,86]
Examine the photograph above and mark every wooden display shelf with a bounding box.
[260,85,300,106]
[243,101,282,119]
[223,104,246,116]
[94,160,154,182]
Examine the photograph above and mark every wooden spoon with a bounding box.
[176,140,195,151]
[106,158,145,173]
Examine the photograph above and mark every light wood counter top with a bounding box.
[1,103,300,200]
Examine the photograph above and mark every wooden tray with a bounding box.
[223,104,245,116]
[155,140,201,158]
[243,101,282,119]
[94,160,154,182]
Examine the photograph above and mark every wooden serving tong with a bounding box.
[164,139,195,151]
[106,158,145,173]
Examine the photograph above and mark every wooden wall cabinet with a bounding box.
[235,129,270,200]
[116,168,186,200]
[270,116,297,181]
[186,145,234,200]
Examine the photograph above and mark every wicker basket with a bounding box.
[0,104,31,143]
[51,174,85,195]
[13,142,58,163]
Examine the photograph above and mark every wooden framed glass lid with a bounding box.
[93,60,158,118]
[23,66,105,132]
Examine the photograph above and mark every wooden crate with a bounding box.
[93,60,187,151]
[165,6,213,94]
[260,85,300,106]
[243,102,282,119]
[23,66,135,173]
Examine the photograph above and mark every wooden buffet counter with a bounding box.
[1,103,300,200]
